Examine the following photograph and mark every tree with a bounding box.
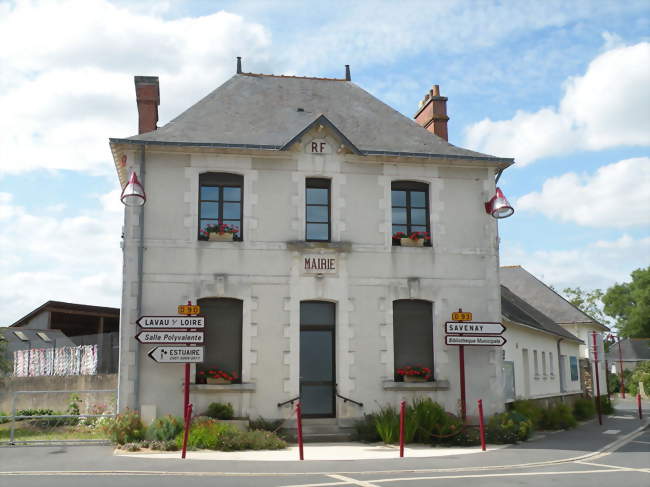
[562,287,608,325]
[0,337,11,375]
[602,267,650,338]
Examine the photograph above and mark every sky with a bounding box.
[0,0,649,325]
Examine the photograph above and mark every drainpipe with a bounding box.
[133,146,146,410]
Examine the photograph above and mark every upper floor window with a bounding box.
[199,173,243,241]
[391,181,430,246]
[306,178,330,241]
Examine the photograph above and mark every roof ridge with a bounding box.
[240,72,347,82]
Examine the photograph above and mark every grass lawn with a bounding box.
[0,420,109,442]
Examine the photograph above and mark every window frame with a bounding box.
[198,172,243,241]
[391,181,431,246]
[305,178,331,242]
[392,299,434,382]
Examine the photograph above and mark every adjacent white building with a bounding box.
[109,65,515,424]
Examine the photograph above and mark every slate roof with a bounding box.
[606,338,650,362]
[501,285,583,342]
[111,73,513,164]
[10,301,119,328]
[500,266,609,330]
[0,327,76,352]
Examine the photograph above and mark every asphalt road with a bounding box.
[1,401,648,487]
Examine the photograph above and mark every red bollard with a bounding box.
[399,400,405,458]
[638,394,643,420]
[477,399,486,452]
[296,402,304,461]
[181,403,192,459]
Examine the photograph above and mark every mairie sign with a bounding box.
[445,335,507,346]
[147,346,204,363]
[137,316,205,329]
[445,321,505,335]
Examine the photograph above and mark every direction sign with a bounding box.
[147,346,204,363]
[445,335,507,346]
[445,321,505,335]
[136,330,204,344]
[137,316,204,329]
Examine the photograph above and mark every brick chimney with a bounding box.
[414,84,449,141]
[134,76,160,134]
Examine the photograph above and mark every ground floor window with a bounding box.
[393,300,434,381]
[570,356,579,381]
[196,298,242,383]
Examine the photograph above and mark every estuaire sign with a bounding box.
[302,254,337,275]
[444,322,505,335]
[137,316,205,329]
[147,346,204,363]
[136,330,204,344]
[445,335,507,346]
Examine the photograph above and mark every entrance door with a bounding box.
[300,301,336,417]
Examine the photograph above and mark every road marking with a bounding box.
[603,430,621,434]
[632,440,650,445]
[327,474,381,487]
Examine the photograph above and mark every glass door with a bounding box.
[300,302,335,417]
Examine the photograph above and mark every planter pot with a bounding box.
[403,375,428,383]
[208,232,234,242]
[206,377,232,385]
[400,237,424,247]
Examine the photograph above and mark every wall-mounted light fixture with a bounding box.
[485,187,514,219]
[120,170,146,207]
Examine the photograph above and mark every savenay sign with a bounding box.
[136,330,204,344]
[445,322,505,335]
[137,316,205,329]
[147,346,204,363]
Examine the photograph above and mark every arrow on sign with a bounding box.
[445,335,507,346]
[147,346,204,363]
[444,321,505,335]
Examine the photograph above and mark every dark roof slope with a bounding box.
[0,328,76,350]
[501,285,583,342]
[606,338,650,362]
[113,73,513,163]
[500,266,609,330]
[10,301,119,328]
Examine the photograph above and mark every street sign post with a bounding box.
[137,316,205,329]
[445,335,507,346]
[147,346,204,363]
[445,322,505,335]
[136,330,204,344]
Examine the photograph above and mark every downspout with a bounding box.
[134,146,146,410]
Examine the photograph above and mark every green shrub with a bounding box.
[205,402,234,420]
[374,405,400,444]
[539,404,577,430]
[430,412,465,444]
[599,396,614,415]
[630,361,650,396]
[16,408,55,419]
[146,415,184,442]
[122,442,142,452]
[175,417,286,451]
[102,409,145,445]
[447,426,481,446]
[150,440,179,451]
[411,398,447,443]
[486,411,533,444]
[352,414,381,443]
[222,429,287,451]
[249,417,284,433]
[511,400,544,428]
[0,412,9,424]
[573,398,596,421]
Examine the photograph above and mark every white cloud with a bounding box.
[501,234,650,291]
[465,42,650,164]
[0,0,272,176]
[0,191,123,325]
[517,157,650,227]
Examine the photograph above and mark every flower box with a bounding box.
[400,237,424,247]
[208,232,234,242]
[404,375,428,383]
[206,377,232,385]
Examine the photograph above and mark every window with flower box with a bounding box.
[198,172,243,241]
[391,181,430,246]
[196,298,242,384]
[393,300,434,381]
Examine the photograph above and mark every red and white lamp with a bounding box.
[120,170,146,207]
[485,187,514,219]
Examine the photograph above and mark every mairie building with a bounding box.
[109,61,514,427]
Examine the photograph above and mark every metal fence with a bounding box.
[0,389,116,446]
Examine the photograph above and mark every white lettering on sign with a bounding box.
[306,138,331,154]
[302,254,337,275]
[148,346,204,363]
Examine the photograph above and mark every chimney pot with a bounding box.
[134,76,160,135]
[414,83,449,141]
[345,64,351,81]
[236,56,242,74]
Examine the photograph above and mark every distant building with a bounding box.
[606,338,650,373]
